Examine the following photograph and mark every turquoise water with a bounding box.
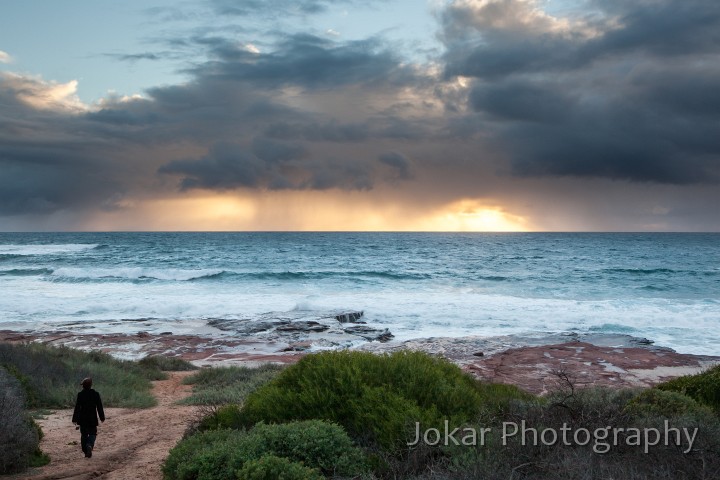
[0,232,718,354]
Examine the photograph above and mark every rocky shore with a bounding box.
[2,322,717,394]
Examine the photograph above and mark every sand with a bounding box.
[13,371,198,480]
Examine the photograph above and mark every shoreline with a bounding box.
[2,328,717,395]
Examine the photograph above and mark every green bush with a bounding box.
[180,364,283,406]
[237,350,529,451]
[0,342,162,408]
[139,355,197,372]
[199,404,244,431]
[626,388,713,417]
[163,420,367,480]
[238,421,367,476]
[236,455,322,480]
[163,429,242,480]
[656,364,720,412]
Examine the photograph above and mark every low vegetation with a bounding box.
[180,364,282,406]
[0,368,49,474]
[165,352,720,480]
[446,375,720,480]
[0,342,170,408]
[239,350,529,450]
[163,420,367,480]
[656,363,720,412]
[139,355,197,372]
[235,455,323,480]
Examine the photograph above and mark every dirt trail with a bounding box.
[15,371,199,480]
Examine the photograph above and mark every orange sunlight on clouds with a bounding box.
[83,193,530,232]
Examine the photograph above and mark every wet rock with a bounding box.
[282,341,313,352]
[376,330,394,342]
[343,325,394,342]
[208,318,288,335]
[473,351,484,357]
[276,321,329,333]
[335,311,364,323]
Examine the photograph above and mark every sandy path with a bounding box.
[15,371,198,480]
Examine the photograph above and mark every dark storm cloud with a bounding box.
[0,141,125,215]
[442,0,720,78]
[378,151,413,180]
[197,34,414,90]
[251,137,307,163]
[158,141,374,191]
[263,121,370,142]
[158,143,267,190]
[0,75,133,215]
[440,0,720,184]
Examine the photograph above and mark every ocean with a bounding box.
[0,232,718,355]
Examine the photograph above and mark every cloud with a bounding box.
[104,52,166,62]
[0,50,12,64]
[0,75,159,215]
[158,143,268,190]
[196,33,416,90]
[440,0,720,184]
[0,72,87,112]
[209,0,380,17]
[158,141,375,191]
[378,151,413,180]
[0,32,428,216]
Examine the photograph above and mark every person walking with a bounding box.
[71,377,105,458]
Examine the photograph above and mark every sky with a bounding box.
[0,0,719,231]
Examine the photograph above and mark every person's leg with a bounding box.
[79,425,88,455]
[86,426,98,456]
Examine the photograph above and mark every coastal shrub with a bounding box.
[180,364,283,406]
[237,421,367,476]
[626,388,712,417]
[199,404,244,431]
[442,379,720,480]
[237,350,529,451]
[163,420,366,480]
[163,429,240,480]
[656,364,720,412]
[139,355,197,372]
[235,455,322,480]
[0,342,162,408]
[0,368,44,474]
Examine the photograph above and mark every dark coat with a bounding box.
[72,389,105,426]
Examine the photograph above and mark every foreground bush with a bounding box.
[237,351,529,450]
[0,342,163,408]
[180,364,282,406]
[163,420,367,480]
[444,382,720,480]
[236,455,322,480]
[657,364,720,412]
[0,368,46,474]
[626,388,713,417]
